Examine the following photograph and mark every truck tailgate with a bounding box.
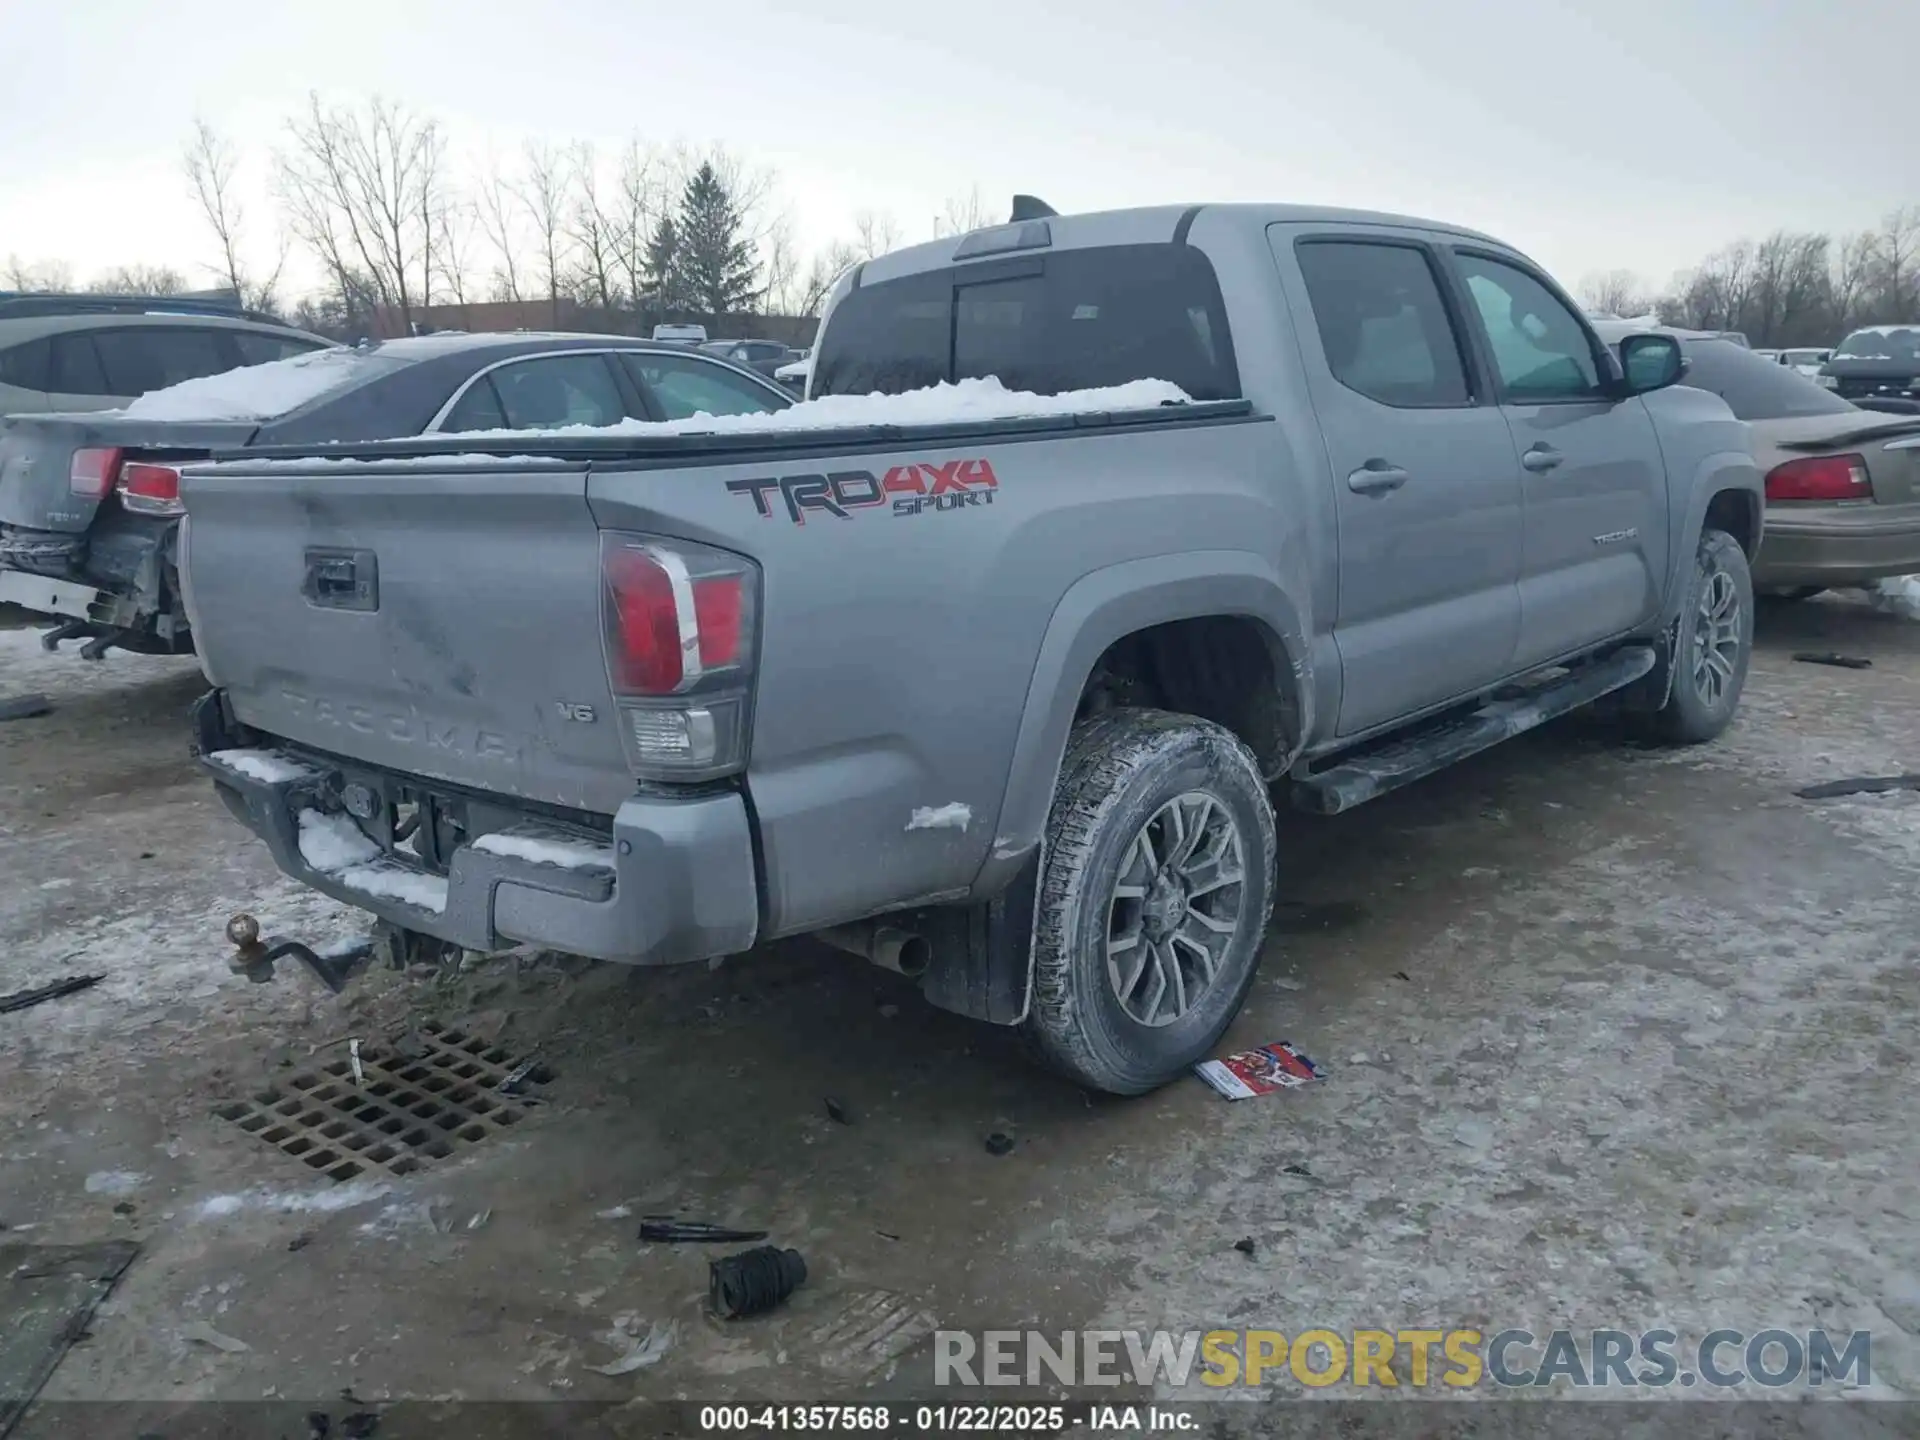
[182,457,633,814]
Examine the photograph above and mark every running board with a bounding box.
[1291,646,1656,816]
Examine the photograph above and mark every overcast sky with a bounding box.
[3,0,1917,301]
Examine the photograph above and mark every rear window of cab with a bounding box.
[813,243,1240,402]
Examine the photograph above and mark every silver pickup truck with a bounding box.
[181,201,1762,1094]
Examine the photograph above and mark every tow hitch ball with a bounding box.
[224,912,380,995]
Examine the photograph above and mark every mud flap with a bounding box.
[1618,614,1681,714]
[904,853,1038,1026]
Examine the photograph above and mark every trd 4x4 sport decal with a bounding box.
[725,458,999,525]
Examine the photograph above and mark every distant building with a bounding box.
[371,297,815,348]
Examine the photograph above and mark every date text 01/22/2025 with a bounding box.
[696,1402,1185,1432]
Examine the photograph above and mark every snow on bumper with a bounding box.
[196,714,759,965]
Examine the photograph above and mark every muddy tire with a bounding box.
[1022,708,1276,1095]
[1645,527,1753,745]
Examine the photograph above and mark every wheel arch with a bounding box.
[971,550,1310,898]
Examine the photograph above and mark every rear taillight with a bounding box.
[69,447,123,498]
[1765,454,1871,502]
[117,461,184,516]
[600,533,758,779]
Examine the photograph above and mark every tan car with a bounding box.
[1600,322,1920,596]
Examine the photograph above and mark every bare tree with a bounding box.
[1832,232,1877,331]
[567,142,623,312]
[475,155,525,303]
[1870,205,1920,319]
[758,215,802,316]
[852,210,902,260]
[88,264,188,295]
[183,119,286,310]
[797,240,864,318]
[1577,269,1650,318]
[519,141,573,325]
[433,198,479,317]
[274,93,446,334]
[934,187,999,238]
[3,256,75,292]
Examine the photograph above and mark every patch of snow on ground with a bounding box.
[1872,575,1920,619]
[196,1179,393,1220]
[208,749,312,784]
[83,1169,150,1195]
[0,624,200,693]
[470,831,614,869]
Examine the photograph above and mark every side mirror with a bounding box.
[1616,333,1686,396]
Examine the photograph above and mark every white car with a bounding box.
[774,351,812,391]
[650,323,708,345]
[1779,348,1833,379]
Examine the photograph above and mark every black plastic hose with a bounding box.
[709,1245,807,1319]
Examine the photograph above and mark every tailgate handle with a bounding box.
[303,548,378,611]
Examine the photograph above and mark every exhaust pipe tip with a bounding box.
[872,927,932,979]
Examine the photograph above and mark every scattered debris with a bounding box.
[1349,1053,1370,1065]
[1194,1041,1325,1099]
[1797,774,1920,800]
[710,1245,808,1319]
[466,1208,491,1231]
[1394,970,1412,982]
[0,1240,139,1436]
[83,1171,148,1197]
[983,1132,1015,1156]
[1272,976,1304,991]
[497,1053,542,1095]
[638,1218,769,1244]
[1793,651,1872,670]
[180,1320,251,1354]
[0,693,51,722]
[824,1096,853,1125]
[587,1320,677,1376]
[1,974,105,1016]
[288,1234,313,1253]
[1282,1163,1314,1180]
[875,1229,901,1242]
[1233,1237,1257,1257]
[348,1039,365,1086]
[594,1204,633,1220]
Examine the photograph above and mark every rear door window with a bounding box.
[233,331,326,366]
[91,327,236,395]
[621,353,786,419]
[440,377,509,433]
[488,354,629,429]
[0,338,51,392]
[1294,240,1471,407]
[49,334,112,396]
[814,243,1239,401]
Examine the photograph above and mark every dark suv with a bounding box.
[0,293,332,414]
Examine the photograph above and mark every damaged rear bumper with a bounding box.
[193,691,759,966]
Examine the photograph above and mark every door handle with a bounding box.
[1521,444,1564,473]
[1346,461,1410,496]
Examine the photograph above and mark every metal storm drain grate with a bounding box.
[216,1020,550,1183]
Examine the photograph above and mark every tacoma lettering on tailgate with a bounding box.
[725,457,999,525]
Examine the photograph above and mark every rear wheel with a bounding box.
[1645,528,1753,744]
[1023,708,1277,1095]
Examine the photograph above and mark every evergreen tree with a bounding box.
[641,213,687,311]
[675,162,759,316]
